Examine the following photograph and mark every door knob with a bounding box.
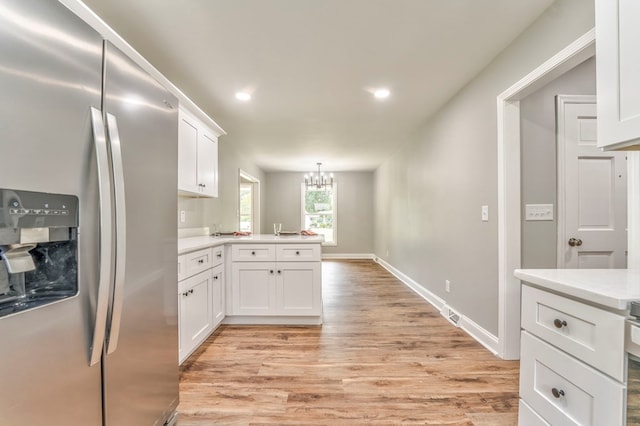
[568,238,583,247]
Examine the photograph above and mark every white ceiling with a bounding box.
[81,0,554,172]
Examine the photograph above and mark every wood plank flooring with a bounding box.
[178,260,520,425]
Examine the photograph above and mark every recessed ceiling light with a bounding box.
[373,88,390,99]
[235,92,251,101]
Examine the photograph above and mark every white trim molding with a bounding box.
[375,258,499,355]
[497,29,595,360]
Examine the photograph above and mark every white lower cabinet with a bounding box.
[228,243,322,322]
[520,332,624,425]
[519,284,626,425]
[519,399,550,426]
[211,264,225,327]
[178,269,213,363]
[177,246,225,364]
[231,261,321,316]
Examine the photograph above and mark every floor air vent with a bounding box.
[441,305,461,327]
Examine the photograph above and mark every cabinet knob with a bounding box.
[198,259,204,264]
[295,251,300,255]
[553,319,567,329]
[214,275,218,280]
[270,270,274,274]
[189,289,194,294]
[551,388,565,399]
[182,291,189,297]
[277,270,281,274]
[251,251,256,255]
[217,253,222,258]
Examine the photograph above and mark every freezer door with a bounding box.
[102,42,179,425]
[0,0,104,425]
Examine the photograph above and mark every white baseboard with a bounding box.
[375,257,446,311]
[322,253,376,260]
[374,257,499,355]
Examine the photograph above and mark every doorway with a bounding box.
[239,170,260,233]
[498,29,640,360]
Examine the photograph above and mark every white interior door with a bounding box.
[557,95,627,268]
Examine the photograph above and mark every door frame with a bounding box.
[496,30,596,360]
[238,169,260,233]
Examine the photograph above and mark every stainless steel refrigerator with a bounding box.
[0,0,179,424]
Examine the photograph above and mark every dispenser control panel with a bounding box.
[1,188,78,229]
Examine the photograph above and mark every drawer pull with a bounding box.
[553,319,568,329]
[213,275,218,280]
[296,251,300,255]
[551,388,565,398]
[251,251,256,255]
[277,270,281,274]
[270,270,274,274]
[182,291,189,297]
[189,289,194,294]
[217,253,222,258]
[198,259,204,264]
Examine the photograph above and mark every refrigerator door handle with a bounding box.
[105,113,127,355]
[89,107,114,366]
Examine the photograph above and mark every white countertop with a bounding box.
[515,268,640,310]
[178,234,324,255]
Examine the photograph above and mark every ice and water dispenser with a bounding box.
[0,188,78,317]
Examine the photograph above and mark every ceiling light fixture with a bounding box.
[304,163,334,190]
[373,88,390,99]
[235,91,251,101]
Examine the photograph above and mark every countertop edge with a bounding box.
[178,235,324,255]
[514,269,639,311]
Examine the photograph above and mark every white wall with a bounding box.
[373,0,594,336]
[178,139,265,233]
[265,172,374,255]
[520,57,596,268]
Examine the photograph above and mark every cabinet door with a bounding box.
[179,270,213,363]
[178,111,199,193]
[231,262,276,315]
[276,262,322,315]
[596,0,640,149]
[198,131,218,197]
[212,264,224,327]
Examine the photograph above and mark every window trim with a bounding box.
[301,182,337,246]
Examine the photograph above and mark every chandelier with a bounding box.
[304,163,334,190]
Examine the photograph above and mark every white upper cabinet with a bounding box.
[596,0,640,150]
[178,107,220,197]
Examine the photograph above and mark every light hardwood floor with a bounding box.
[178,260,520,425]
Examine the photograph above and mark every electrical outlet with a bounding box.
[386,249,389,257]
[180,210,186,223]
[445,279,451,293]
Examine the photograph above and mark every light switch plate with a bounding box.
[481,205,489,222]
[525,204,553,221]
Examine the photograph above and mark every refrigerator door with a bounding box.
[0,0,105,425]
[102,42,179,425]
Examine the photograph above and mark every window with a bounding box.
[239,182,253,232]
[301,183,337,245]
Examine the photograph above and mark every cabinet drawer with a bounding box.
[518,399,549,426]
[212,245,224,267]
[521,284,625,381]
[178,254,187,281]
[231,244,275,262]
[185,248,213,278]
[520,332,624,426]
[276,244,320,262]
